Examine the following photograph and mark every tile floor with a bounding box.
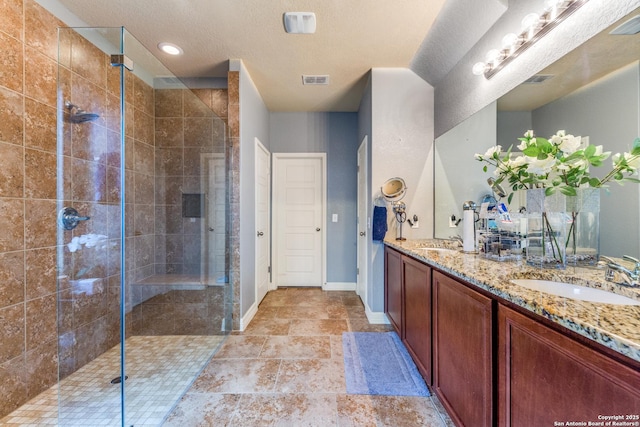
[164,287,454,426]
[0,335,225,426]
[2,288,454,426]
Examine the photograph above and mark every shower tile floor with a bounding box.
[0,335,224,427]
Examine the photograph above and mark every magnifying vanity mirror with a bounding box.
[381,177,407,201]
[434,7,640,258]
[381,177,409,240]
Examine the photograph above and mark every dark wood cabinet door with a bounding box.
[384,246,403,336]
[498,304,640,426]
[403,255,432,384]
[433,271,493,427]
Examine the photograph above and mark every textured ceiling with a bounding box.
[52,0,448,112]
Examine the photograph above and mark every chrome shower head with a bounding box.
[65,101,100,123]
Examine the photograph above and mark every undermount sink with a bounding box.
[418,247,459,254]
[511,279,640,306]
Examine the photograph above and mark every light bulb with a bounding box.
[472,62,487,76]
[485,49,502,66]
[521,13,541,41]
[521,12,540,31]
[501,33,519,53]
[544,0,565,21]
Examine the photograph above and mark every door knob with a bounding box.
[257,231,264,237]
[209,227,214,232]
[316,228,321,232]
[360,231,366,236]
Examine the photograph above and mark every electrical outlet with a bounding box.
[411,220,419,229]
[449,215,458,228]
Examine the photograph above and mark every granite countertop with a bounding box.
[384,238,640,363]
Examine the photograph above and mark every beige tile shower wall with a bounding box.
[0,0,64,418]
[153,89,226,277]
[0,1,157,417]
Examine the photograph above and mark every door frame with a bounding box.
[272,152,327,288]
[254,138,271,303]
[357,137,368,304]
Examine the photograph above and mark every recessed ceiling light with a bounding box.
[158,42,183,55]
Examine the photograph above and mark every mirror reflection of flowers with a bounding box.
[475,130,640,204]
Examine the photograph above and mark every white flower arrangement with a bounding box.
[475,130,640,203]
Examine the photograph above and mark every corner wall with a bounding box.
[367,68,434,313]
[232,60,270,327]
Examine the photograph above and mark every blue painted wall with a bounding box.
[270,112,359,283]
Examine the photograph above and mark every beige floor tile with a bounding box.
[252,305,279,319]
[232,393,338,427]
[241,318,291,336]
[276,358,346,393]
[341,295,365,307]
[259,336,332,359]
[276,305,330,319]
[190,359,280,393]
[330,335,344,359]
[289,319,349,336]
[348,318,394,333]
[336,394,445,427]
[214,335,266,359]
[163,392,241,426]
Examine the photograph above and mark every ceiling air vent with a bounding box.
[523,74,554,84]
[302,75,330,85]
[610,15,640,35]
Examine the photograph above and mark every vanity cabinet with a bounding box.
[433,270,494,427]
[498,304,640,426]
[384,246,432,383]
[402,256,432,383]
[384,246,403,335]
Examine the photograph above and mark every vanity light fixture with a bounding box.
[158,42,183,55]
[472,0,589,79]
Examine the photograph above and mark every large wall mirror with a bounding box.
[434,7,640,258]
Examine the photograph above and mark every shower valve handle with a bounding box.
[58,207,91,230]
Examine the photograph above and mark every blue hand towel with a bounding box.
[372,206,387,241]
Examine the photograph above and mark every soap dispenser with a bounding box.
[462,201,477,253]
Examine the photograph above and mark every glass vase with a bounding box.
[525,188,600,269]
[565,188,600,266]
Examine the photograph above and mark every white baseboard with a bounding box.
[239,301,258,331]
[322,282,356,291]
[365,305,390,324]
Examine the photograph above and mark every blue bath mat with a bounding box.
[342,331,429,397]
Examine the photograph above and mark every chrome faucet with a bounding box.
[449,235,464,247]
[601,255,640,287]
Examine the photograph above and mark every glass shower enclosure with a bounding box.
[56,27,230,426]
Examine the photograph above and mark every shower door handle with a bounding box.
[58,207,91,230]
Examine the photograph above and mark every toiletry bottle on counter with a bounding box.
[462,201,477,253]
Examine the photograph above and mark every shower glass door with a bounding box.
[57,27,230,426]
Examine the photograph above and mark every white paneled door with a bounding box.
[356,138,368,303]
[273,154,326,287]
[255,139,271,304]
[203,154,226,285]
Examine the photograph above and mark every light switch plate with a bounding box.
[332,214,338,222]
